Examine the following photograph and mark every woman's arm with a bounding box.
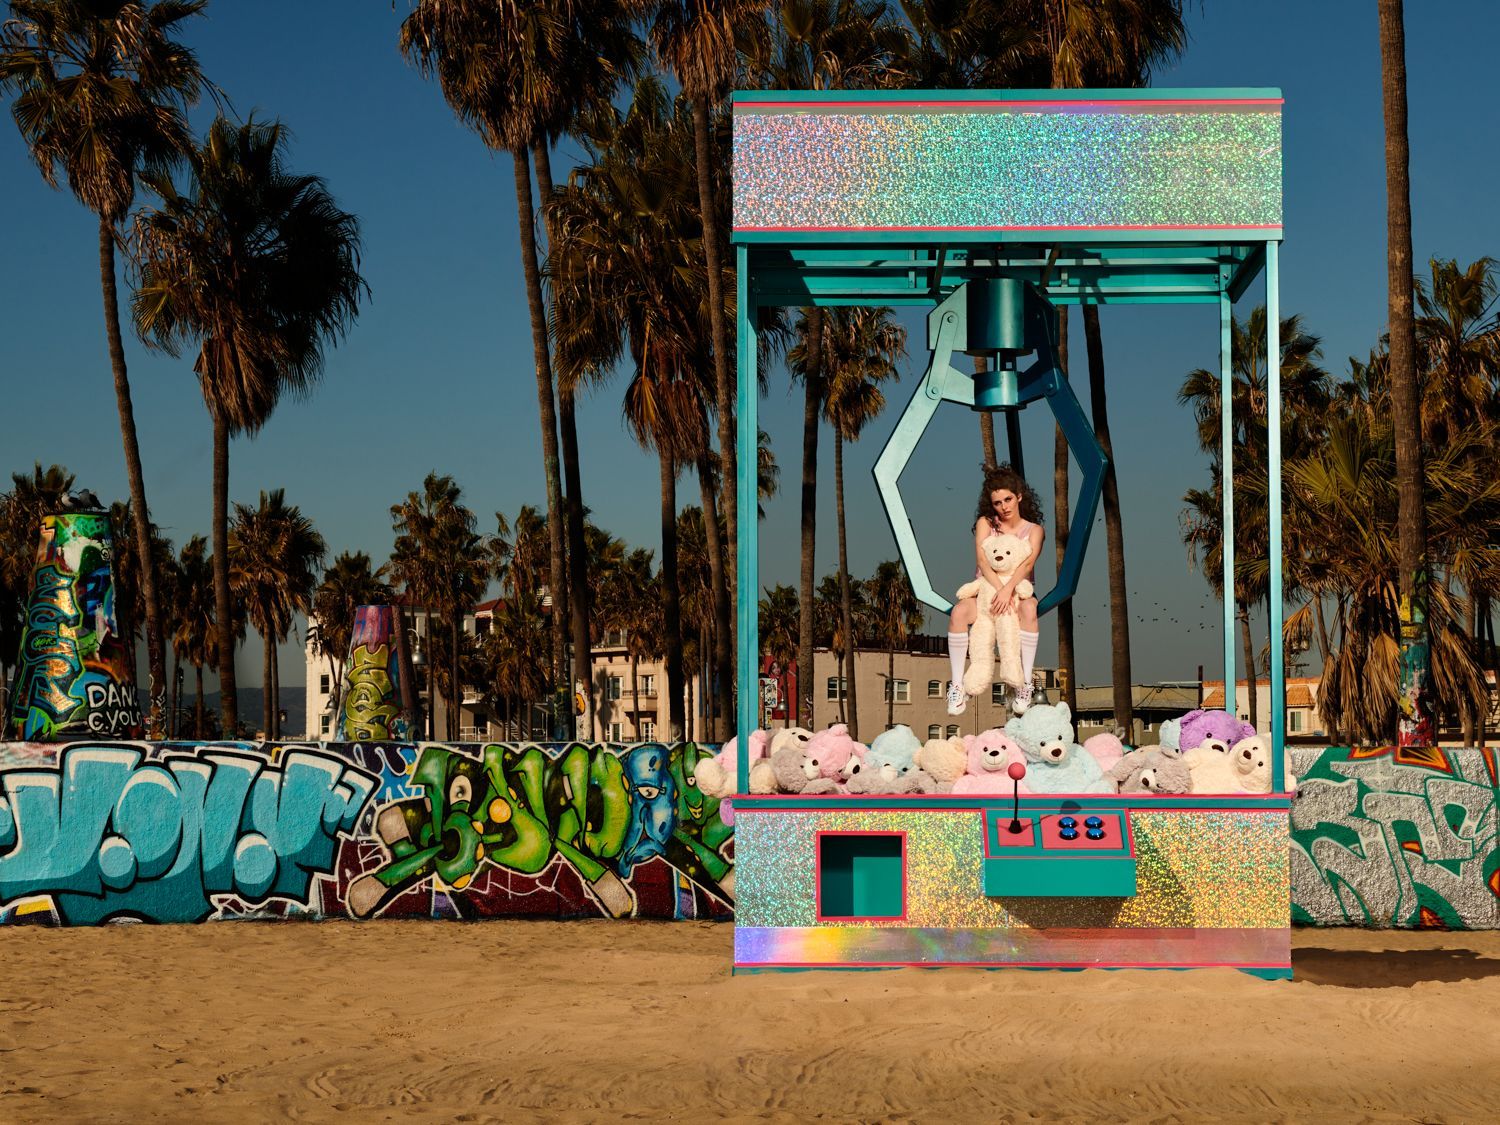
[994,524,1045,613]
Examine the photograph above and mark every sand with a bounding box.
[2,923,1498,1123]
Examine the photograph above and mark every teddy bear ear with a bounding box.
[1056,701,1070,723]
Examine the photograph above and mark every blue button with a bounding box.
[1059,827,1079,841]
[1084,816,1104,829]
[1058,817,1077,829]
[1086,827,1106,840]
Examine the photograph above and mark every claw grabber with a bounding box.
[872,277,1110,617]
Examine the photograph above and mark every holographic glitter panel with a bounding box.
[735,809,1288,931]
[732,99,1282,232]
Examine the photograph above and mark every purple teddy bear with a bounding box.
[1177,708,1256,759]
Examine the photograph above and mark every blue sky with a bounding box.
[3,1,1497,693]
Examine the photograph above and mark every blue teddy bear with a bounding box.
[1005,702,1112,794]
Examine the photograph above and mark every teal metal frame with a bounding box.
[732,89,1287,794]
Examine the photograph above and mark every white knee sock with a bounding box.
[947,631,969,686]
[1019,630,1039,687]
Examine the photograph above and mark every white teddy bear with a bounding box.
[955,533,1034,695]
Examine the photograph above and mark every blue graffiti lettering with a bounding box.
[0,744,376,924]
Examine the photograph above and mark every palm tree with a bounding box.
[1,0,213,737]
[1377,0,1433,744]
[759,582,799,689]
[172,535,216,738]
[1285,406,1498,742]
[400,3,635,725]
[391,474,489,740]
[866,560,924,729]
[133,116,364,738]
[229,489,326,738]
[649,0,774,620]
[1413,257,1500,445]
[310,551,393,726]
[814,574,846,723]
[748,0,905,732]
[0,463,75,716]
[1031,0,1189,733]
[822,306,905,740]
[1179,308,1331,729]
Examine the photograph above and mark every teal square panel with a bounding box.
[818,832,905,919]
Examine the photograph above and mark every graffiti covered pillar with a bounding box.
[338,605,414,741]
[6,510,143,741]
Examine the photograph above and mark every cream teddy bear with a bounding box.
[955,533,1034,695]
[914,736,969,792]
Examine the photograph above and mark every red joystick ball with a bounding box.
[1007,762,1027,780]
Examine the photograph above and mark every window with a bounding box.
[927,724,941,740]
[609,722,623,741]
[603,628,626,646]
[946,724,959,738]
[1289,711,1303,733]
[991,683,1006,705]
[319,674,330,694]
[817,833,905,920]
[319,714,331,736]
[883,679,910,704]
[826,676,847,701]
[640,719,656,740]
[475,617,490,636]
[607,676,623,701]
[928,679,942,698]
[641,674,656,697]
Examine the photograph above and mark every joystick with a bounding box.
[1007,762,1027,834]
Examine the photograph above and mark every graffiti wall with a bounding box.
[1290,747,1500,929]
[0,741,733,925]
[5,511,142,741]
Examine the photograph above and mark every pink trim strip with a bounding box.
[814,830,908,923]
[736,960,1292,969]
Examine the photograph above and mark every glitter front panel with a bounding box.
[735,808,1289,968]
[732,97,1282,233]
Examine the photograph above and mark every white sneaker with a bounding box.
[946,681,967,716]
[1011,682,1033,715]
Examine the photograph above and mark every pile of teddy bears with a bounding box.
[694,705,1294,808]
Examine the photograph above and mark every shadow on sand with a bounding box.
[1294,946,1500,988]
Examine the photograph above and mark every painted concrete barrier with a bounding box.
[1290,746,1499,929]
[0,741,732,925]
[0,741,1492,928]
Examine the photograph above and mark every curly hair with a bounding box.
[974,462,1044,528]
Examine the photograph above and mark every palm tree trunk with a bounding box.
[691,98,738,654]
[887,644,896,729]
[835,430,859,740]
[660,451,685,737]
[631,655,640,739]
[270,640,280,739]
[798,307,822,730]
[423,607,434,738]
[511,146,570,734]
[1238,601,1257,731]
[1378,0,1433,747]
[100,216,167,739]
[1082,304,1134,733]
[194,662,205,740]
[261,625,273,738]
[976,356,998,465]
[695,457,734,741]
[532,141,596,729]
[211,407,237,736]
[1053,308,1076,708]
[170,643,180,738]
[451,612,460,739]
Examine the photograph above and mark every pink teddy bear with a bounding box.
[804,723,868,790]
[951,729,1025,795]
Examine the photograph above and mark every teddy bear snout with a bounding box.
[802,757,820,779]
[1045,743,1065,761]
[1140,770,1156,789]
[1206,739,1229,755]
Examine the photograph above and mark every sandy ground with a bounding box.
[2,923,1498,1123]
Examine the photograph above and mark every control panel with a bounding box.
[982,807,1136,898]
